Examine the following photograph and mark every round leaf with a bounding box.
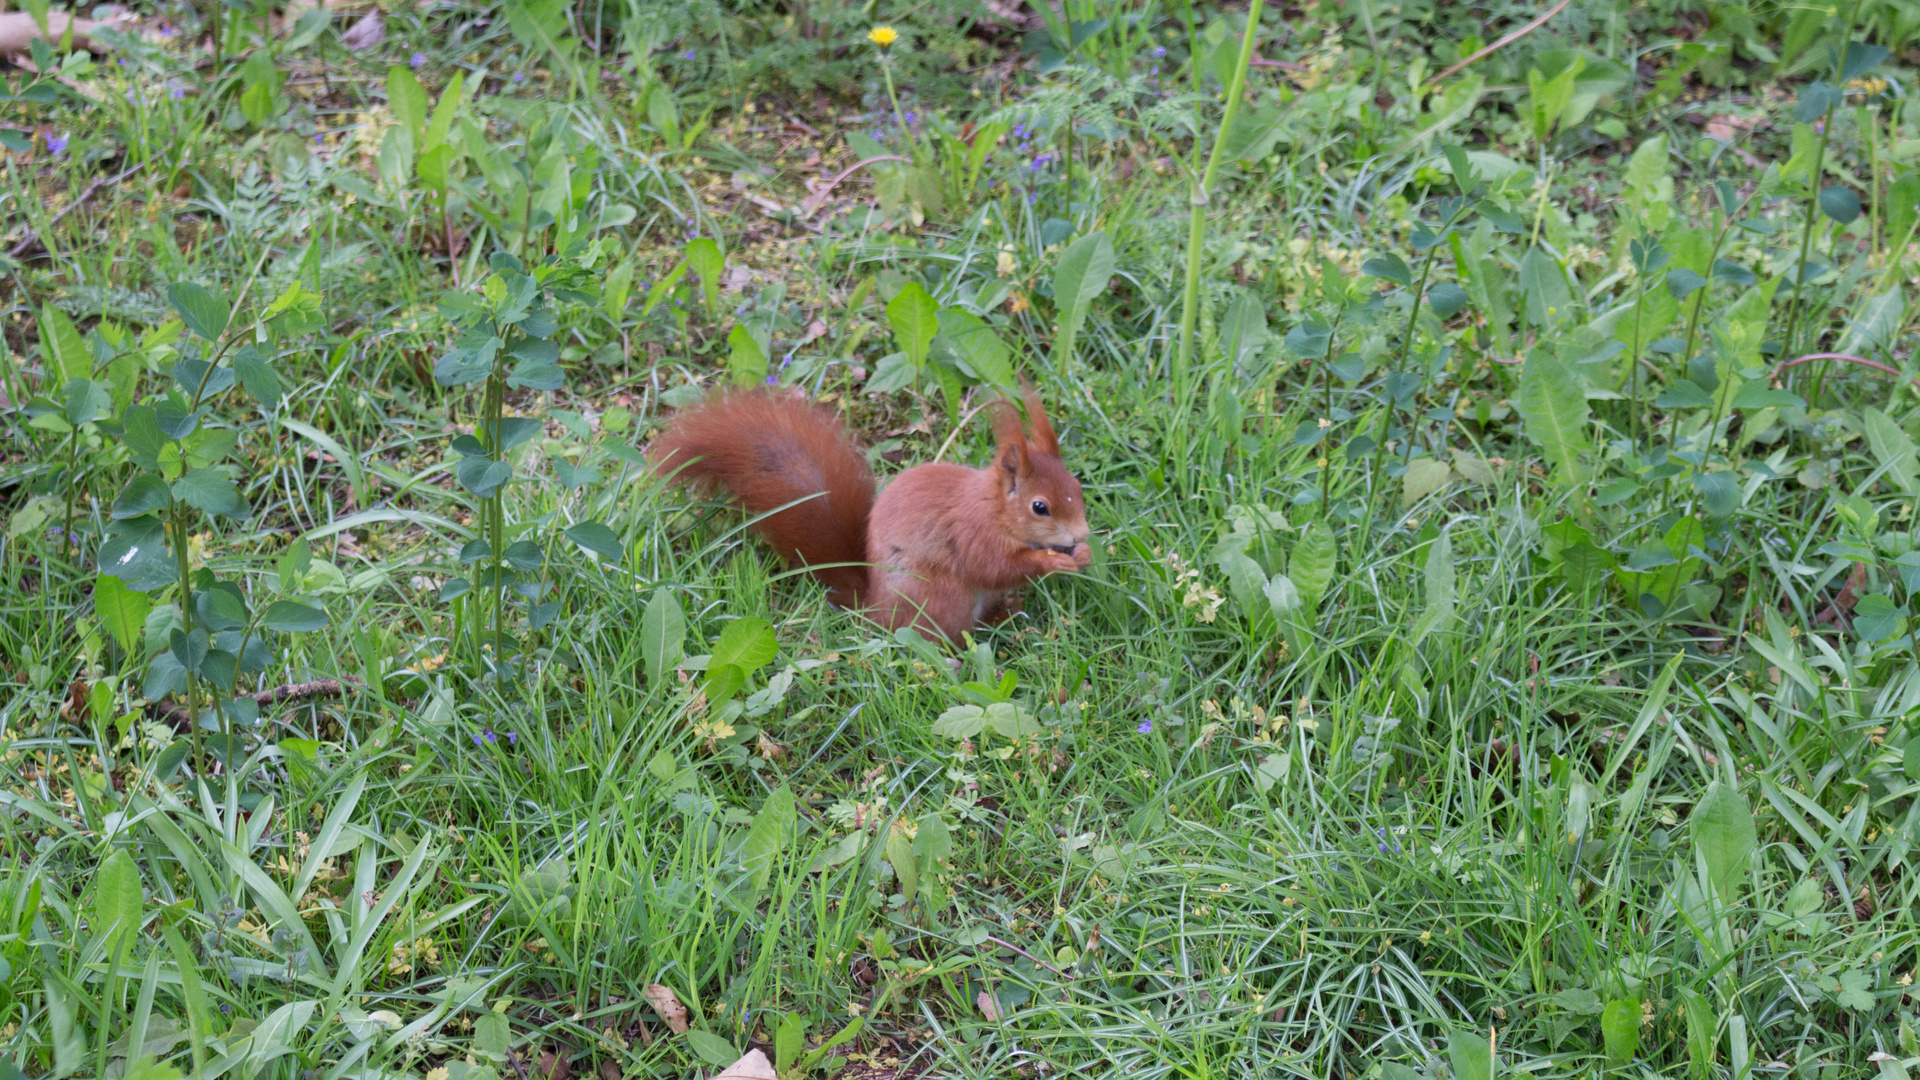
[167,281,232,341]
[263,600,329,632]
[565,521,625,561]
[1818,185,1862,225]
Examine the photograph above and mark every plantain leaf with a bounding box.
[1516,350,1590,481]
[1050,230,1114,364]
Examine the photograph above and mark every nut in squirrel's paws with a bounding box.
[1034,543,1091,573]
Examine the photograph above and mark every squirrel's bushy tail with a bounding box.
[649,389,874,608]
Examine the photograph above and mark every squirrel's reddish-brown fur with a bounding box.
[649,387,1091,643]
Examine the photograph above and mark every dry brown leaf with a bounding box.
[533,1048,572,1080]
[976,989,1000,1021]
[644,984,689,1034]
[709,1049,777,1080]
[339,9,383,50]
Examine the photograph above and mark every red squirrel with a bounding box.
[648,387,1092,643]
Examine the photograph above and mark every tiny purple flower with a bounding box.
[47,136,67,156]
[682,49,697,60]
[1151,45,1166,57]
[158,25,174,35]
[506,731,517,745]
[170,86,185,100]
[472,732,484,747]
[904,111,916,123]
[411,52,428,68]
[1150,66,1159,75]
[765,373,778,385]
[314,134,324,144]
[1137,719,1152,734]
[513,72,525,83]
[484,730,497,743]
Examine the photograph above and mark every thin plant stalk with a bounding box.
[1385,243,1442,470]
[1174,0,1263,401]
[1781,0,1863,389]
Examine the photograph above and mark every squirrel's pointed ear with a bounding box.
[990,399,1031,481]
[1022,385,1059,456]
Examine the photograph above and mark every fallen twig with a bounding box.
[1772,351,1920,387]
[799,154,910,219]
[151,676,360,729]
[9,159,148,259]
[1423,0,1573,88]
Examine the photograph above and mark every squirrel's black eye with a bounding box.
[1031,500,1050,516]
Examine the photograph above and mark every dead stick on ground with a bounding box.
[153,676,362,728]
[10,159,148,259]
[1423,0,1573,88]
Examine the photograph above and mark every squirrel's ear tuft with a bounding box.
[1022,387,1059,456]
[991,398,1031,481]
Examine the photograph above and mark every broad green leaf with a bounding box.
[1289,523,1337,613]
[711,617,777,675]
[1516,350,1590,481]
[740,785,796,890]
[1362,253,1412,286]
[887,826,918,900]
[1888,173,1920,252]
[684,237,724,313]
[564,520,624,561]
[91,849,144,944]
[1448,1027,1493,1080]
[642,260,690,316]
[114,474,171,519]
[1852,593,1904,641]
[933,309,1015,390]
[1215,547,1267,625]
[601,261,634,324]
[983,702,1044,739]
[1691,778,1756,904]
[423,71,465,153]
[640,588,685,685]
[386,66,428,140]
[726,323,767,386]
[1860,407,1919,497]
[167,281,231,342]
[1049,230,1114,364]
[886,281,940,371]
[1412,529,1456,645]
[1601,998,1641,1064]
[94,574,151,655]
[1401,457,1453,507]
[173,468,245,517]
[1818,185,1861,224]
[685,1030,740,1067]
[933,704,988,740]
[1264,572,1301,621]
[231,347,283,409]
[262,600,328,632]
[474,1011,511,1059]
[39,303,89,382]
[1840,288,1904,355]
[1518,246,1571,328]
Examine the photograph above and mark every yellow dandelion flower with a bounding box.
[868,25,899,47]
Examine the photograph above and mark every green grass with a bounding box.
[3,1,1920,1078]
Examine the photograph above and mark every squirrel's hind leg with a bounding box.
[871,573,974,645]
[977,590,1024,626]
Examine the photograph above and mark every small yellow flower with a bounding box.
[867,25,899,47]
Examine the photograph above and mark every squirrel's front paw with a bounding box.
[1033,548,1081,574]
[1068,542,1092,569]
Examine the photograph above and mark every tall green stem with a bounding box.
[1174,0,1263,402]
[1781,0,1862,390]
[171,506,202,770]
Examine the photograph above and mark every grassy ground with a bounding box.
[3,0,1920,1077]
